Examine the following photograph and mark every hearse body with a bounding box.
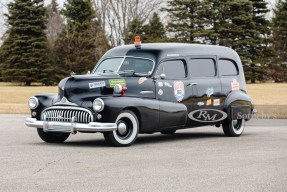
[26,43,254,146]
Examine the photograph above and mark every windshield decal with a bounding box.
[89,81,106,89]
[109,79,126,88]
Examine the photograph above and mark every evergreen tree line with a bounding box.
[0,0,286,85]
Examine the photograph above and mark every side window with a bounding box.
[188,59,216,77]
[218,59,239,76]
[156,60,186,79]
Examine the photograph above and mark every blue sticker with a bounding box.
[206,88,214,97]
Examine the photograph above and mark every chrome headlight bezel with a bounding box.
[28,96,39,109]
[93,98,104,112]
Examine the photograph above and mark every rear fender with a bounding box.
[223,91,254,120]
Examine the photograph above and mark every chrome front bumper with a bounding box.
[25,118,117,133]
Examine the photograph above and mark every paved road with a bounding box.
[0,114,287,192]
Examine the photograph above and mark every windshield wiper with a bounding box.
[118,70,149,77]
[103,69,115,73]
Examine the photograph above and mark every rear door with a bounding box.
[185,56,222,126]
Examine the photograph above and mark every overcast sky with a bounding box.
[0,0,277,44]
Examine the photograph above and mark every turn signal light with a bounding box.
[134,36,141,49]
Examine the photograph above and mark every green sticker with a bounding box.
[109,79,126,87]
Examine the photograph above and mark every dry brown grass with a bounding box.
[0,86,57,114]
[247,83,287,119]
[0,83,286,118]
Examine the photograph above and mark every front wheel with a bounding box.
[103,110,139,147]
[37,128,70,143]
[222,118,245,137]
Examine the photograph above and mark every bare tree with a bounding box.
[94,0,163,46]
[0,0,9,45]
[46,0,64,48]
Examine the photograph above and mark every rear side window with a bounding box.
[188,59,216,77]
[218,59,239,76]
[157,60,186,79]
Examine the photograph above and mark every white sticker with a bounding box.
[164,82,172,87]
[158,89,163,95]
[231,79,240,91]
[174,81,185,102]
[197,102,205,106]
[213,99,220,106]
[158,82,163,87]
[138,77,147,84]
[89,81,106,89]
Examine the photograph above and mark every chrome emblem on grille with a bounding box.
[54,97,78,106]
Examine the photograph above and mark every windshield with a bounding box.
[94,57,154,76]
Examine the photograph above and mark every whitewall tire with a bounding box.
[222,118,245,137]
[103,110,139,147]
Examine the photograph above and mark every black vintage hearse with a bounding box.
[26,39,254,146]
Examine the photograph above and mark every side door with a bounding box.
[185,57,223,126]
[155,59,189,130]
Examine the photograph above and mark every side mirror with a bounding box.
[160,74,166,79]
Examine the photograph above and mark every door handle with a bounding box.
[187,83,198,87]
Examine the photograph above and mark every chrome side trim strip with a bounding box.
[140,91,154,94]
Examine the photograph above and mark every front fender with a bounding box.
[31,93,58,120]
[100,97,160,133]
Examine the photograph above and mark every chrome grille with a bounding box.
[41,106,93,124]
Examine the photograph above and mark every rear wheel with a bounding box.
[37,128,70,143]
[103,110,139,147]
[222,118,245,137]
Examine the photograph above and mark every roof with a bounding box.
[102,43,241,64]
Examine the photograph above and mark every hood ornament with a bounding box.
[54,97,78,106]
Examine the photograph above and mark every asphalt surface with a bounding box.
[0,114,286,192]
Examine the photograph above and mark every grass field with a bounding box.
[0,82,286,118]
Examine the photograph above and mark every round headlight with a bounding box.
[28,96,39,109]
[93,98,104,112]
[114,84,122,93]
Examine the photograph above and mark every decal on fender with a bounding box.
[158,89,163,96]
[89,81,106,89]
[231,79,240,91]
[173,81,185,102]
[109,79,126,88]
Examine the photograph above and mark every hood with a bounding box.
[55,73,155,107]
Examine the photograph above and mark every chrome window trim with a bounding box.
[41,106,94,122]
[92,56,156,76]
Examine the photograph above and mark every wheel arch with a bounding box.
[123,107,141,130]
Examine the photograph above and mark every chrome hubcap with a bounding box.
[117,122,128,135]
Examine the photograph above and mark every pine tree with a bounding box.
[164,0,201,43]
[144,13,167,43]
[53,0,109,78]
[247,0,273,83]
[0,0,51,85]
[125,18,147,44]
[271,0,287,82]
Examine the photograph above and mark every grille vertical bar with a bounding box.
[42,107,93,124]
